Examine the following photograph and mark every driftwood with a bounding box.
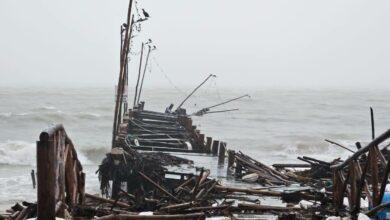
[237,203,301,212]
[234,152,293,185]
[138,171,181,203]
[332,129,390,169]
[273,164,311,169]
[85,193,132,209]
[96,212,206,219]
[214,185,282,197]
[365,202,390,217]
[37,124,85,219]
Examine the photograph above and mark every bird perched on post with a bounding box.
[142,9,150,18]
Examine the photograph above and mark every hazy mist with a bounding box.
[0,0,389,89]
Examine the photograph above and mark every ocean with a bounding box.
[0,86,389,209]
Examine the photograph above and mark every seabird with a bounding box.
[142,9,150,18]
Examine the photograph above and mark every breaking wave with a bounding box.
[0,111,109,122]
[33,105,57,111]
[74,112,103,119]
[0,141,94,166]
[0,141,36,166]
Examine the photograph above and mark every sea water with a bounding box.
[0,86,389,210]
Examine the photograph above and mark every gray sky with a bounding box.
[0,0,389,88]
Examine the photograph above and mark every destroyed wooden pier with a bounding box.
[3,0,390,219]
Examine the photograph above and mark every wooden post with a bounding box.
[370,107,375,140]
[354,160,369,216]
[349,161,357,213]
[218,142,226,164]
[332,170,340,213]
[194,130,200,150]
[110,148,124,199]
[235,160,242,178]
[35,125,85,219]
[227,150,235,169]
[198,134,205,152]
[370,147,379,206]
[205,137,212,154]
[78,172,86,205]
[211,140,219,156]
[112,180,122,199]
[378,156,390,207]
[37,139,56,220]
[31,170,36,189]
[112,0,134,148]
[185,118,192,131]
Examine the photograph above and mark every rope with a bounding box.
[212,79,236,119]
[134,0,142,19]
[151,56,187,96]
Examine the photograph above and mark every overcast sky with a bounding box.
[0,0,389,89]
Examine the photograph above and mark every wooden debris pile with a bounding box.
[4,202,37,220]
[6,124,390,219]
[331,129,390,219]
[2,124,85,220]
[233,151,295,185]
[97,146,192,198]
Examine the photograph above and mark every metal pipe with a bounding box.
[206,94,250,110]
[176,74,216,111]
[133,42,144,108]
[191,94,249,116]
[136,45,152,104]
[204,108,239,114]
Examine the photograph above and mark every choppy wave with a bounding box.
[0,111,109,122]
[0,141,94,166]
[33,106,57,111]
[74,112,102,119]
[0,141,35,166]
[275,140,354,162]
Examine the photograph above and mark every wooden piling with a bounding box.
[198,133,205,152]
[187,118,193,130]
[205,137,212,154]
[227,150,235,169]
[218,142,226,164]
[211,140,219,156]
[31,170,36,189]
[194,130,201,150]
[235,161,242,178]
[37,138,56,220]
[112,180,122,199]
[110,148,125,199]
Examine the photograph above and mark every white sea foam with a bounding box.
[34,105,57,111]
[0,140,92,166]
[0,141,35,166]
[74,112,102,119]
